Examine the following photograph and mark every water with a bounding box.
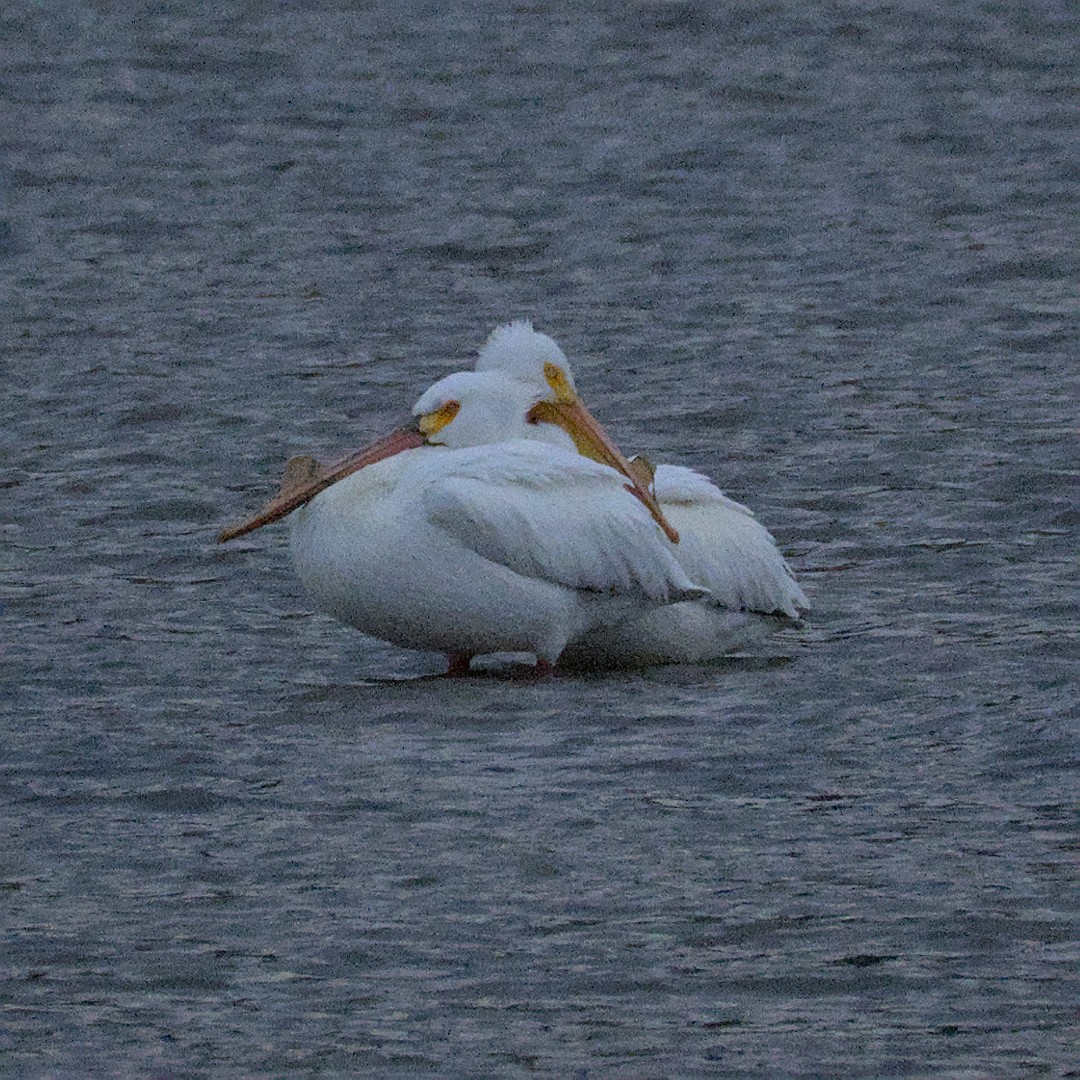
[2,2,1076,1075]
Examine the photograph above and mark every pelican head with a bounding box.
[411,370,576,453]
[475,320,578,398]
[473,321,679,543]
[217,370,562,544]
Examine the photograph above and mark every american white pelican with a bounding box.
[219,370,705,674]
[473,321,810,665]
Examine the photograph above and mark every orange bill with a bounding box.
[527,398,679,544]
[217,425,425,543]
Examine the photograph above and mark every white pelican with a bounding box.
[473,321,810,666]
[219,370,705,674]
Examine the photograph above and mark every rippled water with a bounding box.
[2,2,1077,1075]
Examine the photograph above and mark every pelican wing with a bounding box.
[420,444,706,603]
[653,464,809,618]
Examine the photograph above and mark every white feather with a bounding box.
[423,444,706,603]
[290,440,706,666]
[652,464,809,619]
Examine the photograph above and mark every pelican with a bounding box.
[473,321,810,665]
[219,370,705,674]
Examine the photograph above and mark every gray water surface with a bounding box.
[2,3,1077,1076]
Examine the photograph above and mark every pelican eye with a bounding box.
[418,400,460,437]
[543,361,577,405]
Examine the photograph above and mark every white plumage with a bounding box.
[641,463,807,619]
[219,321,808,672]
[472,321,809,665]
[286,373,705,670]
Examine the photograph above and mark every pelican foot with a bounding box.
[444,653,473,677]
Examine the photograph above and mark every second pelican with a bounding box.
[473,321,810,665]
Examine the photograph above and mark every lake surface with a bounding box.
[2,2,1077,1075]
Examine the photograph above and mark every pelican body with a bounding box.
[474,321,809,665]
[290,439,701,667]
[220,368,704,672]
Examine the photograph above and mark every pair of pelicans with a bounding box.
[220,322,809,674]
